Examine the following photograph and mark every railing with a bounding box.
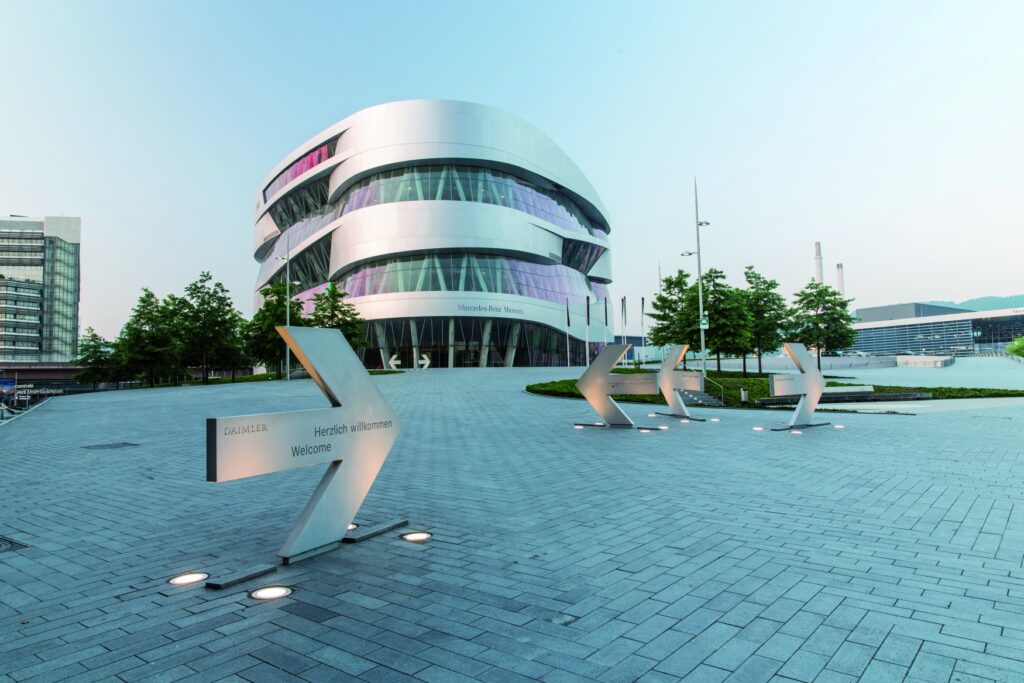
[704,376,725,405]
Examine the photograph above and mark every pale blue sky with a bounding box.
[2,0,1021,338]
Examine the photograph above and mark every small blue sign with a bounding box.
[0,379,14,395]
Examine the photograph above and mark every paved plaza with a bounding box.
[2,368,1024,682]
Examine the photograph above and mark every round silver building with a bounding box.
[253,100,613,368]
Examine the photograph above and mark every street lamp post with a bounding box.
[275,231,296,381]
[686,179,710,378]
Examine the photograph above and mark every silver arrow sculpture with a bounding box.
[206,326,402,563]
[575,344,705,428]
[769,342,829,430]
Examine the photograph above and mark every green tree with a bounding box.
[183,272,245,383]
[743,266,789,374]
[306,282,365,348]
[74,327,114,388]
[789,280,856,369]
[117,289,178,386]
[686,268,752,373]
[647,270,698,362]
[1008,336,1024,358]
[246,281,305,373]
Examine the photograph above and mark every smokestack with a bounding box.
[836,263,845,296]
[814,242,823,283]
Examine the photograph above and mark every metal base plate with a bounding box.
[770,422,831,432]
[655,412,707,422]
[573,423,666,431]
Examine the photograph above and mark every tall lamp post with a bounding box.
[274,231,300,381]
[682,179,711,377]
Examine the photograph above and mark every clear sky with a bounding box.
[2,0,1021,338]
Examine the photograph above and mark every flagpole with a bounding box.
[585,296,590,367]
[565,298,571,368]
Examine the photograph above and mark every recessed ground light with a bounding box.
[347,522,358,531]
[647,413,656,418]
[679,419,690,424]
[657,425,669,430]
[401,530,432,543]
[752,426,764,432]
[710,418,720,422]
[834,424,846,430]
[639,428,651,433]
[593,422,603,427]
[168,572,208,586]
[791,430,803,435]
[249,585,292,600]
[573,425,584,429]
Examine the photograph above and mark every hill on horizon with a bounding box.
[925,294,1024,311]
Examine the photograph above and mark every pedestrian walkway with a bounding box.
[1,368,1023,682]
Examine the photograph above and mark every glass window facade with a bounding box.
[41,236,81,361]
[338,165,608,238]
[263,137,339,201]
[852,313,1024,356]
[262,163,610,241]
[361,316,598,369]
[332,252,603,306]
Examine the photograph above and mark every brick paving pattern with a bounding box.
[1,367,1023,682]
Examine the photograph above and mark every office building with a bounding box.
[0,215,81,363]
[852,303,1024,355]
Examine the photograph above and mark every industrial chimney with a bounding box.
[836,263,845,296]
[814,242,823,284]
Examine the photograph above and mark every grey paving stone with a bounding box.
[2,369,1024,682]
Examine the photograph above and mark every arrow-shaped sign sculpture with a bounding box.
[207,326,402,563]
[419,354,430,369]
[769,342,828,430]
[388,354,401,370]
[576,344,704,428]
[656,345,705,421]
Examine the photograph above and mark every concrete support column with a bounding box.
[410,319,420,370]
[448,318,456,368]
[374,322,390,369]
[478,320,493,368]
[504,321,521,367]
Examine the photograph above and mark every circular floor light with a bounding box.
[639,428,651,433]
[249,585,292,600]
[573,425,584,430]
[401,530,432,543]
[593,422,603,427]
[752,426,764,432]
[168,572,208,586]
[679,419,690,424]
[647,413,656,418]
[834,424,846,430]
[710,418,721,423]
[791,430,803,435]
[347,522,359,531]
[657,425,669,430]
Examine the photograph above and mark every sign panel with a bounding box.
[576,344,704,427]
[207,326,401,562]
[699,315,710,330]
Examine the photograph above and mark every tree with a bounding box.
[789,280,856,369]
[117,289,181,386]
[715,286,754,375]
[183,272,245,383]
[685,268,752,373]
[75,327,114,388]
[246,281,305,373]
[1008,336,1024,358]
[743,266,789,374]
[306,283,365,348]
[647,270,698,361]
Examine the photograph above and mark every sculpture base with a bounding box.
[281,517,409,564]
[573,422,665,431]
[771,422,831,432]
[655,412,706,422]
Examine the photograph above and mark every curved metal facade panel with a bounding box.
[253,100,613,367]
